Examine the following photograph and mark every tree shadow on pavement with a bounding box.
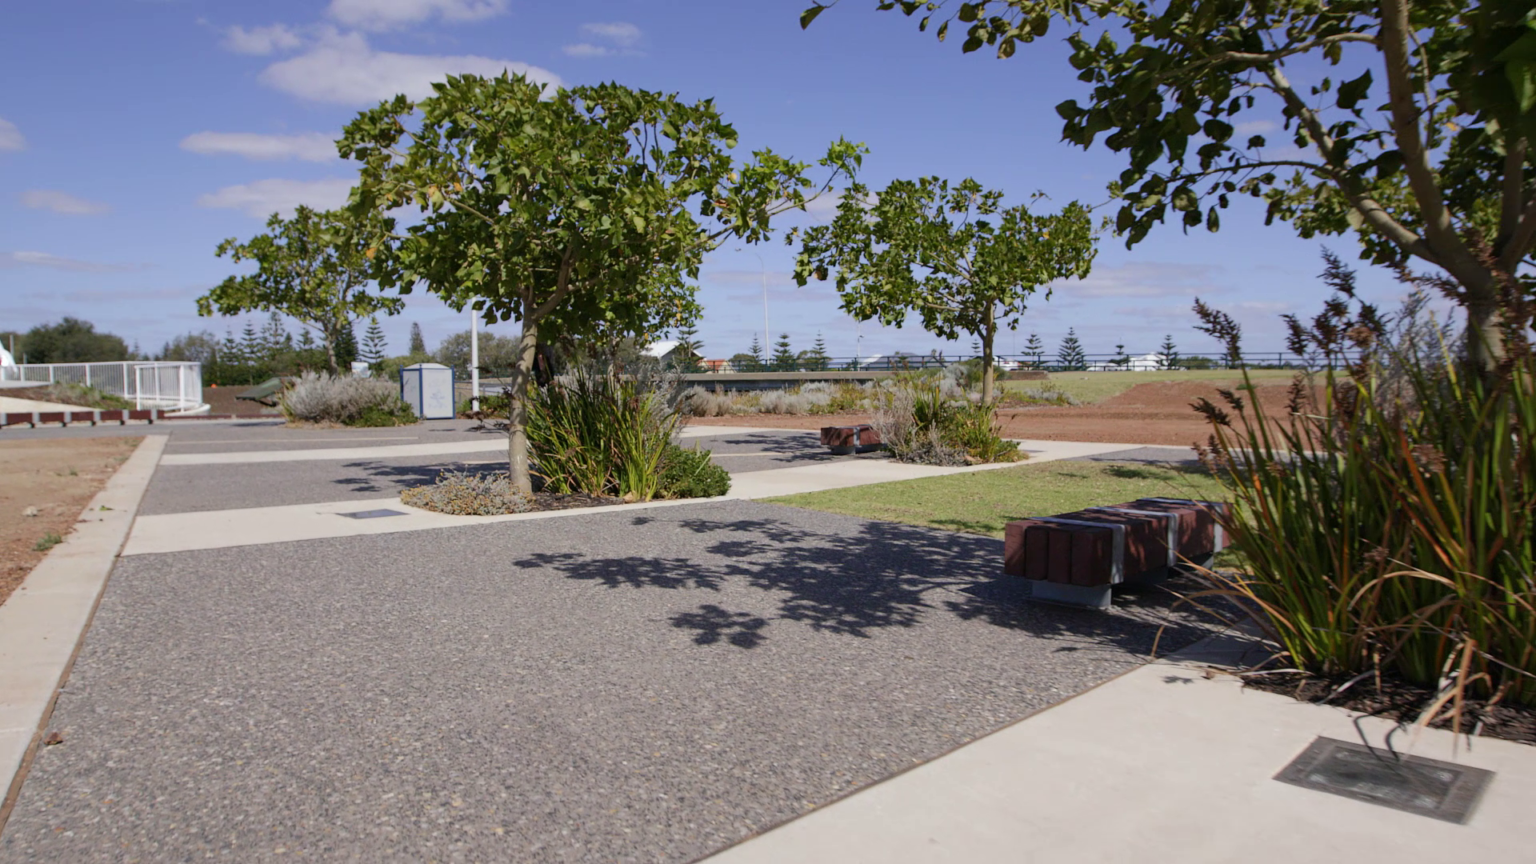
[516,512,1218,652]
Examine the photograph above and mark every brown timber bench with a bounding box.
[1003,498,1227,609]
[0,409,163,429]
[820,424,883,455]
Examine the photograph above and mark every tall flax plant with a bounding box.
[1193,253,1535,710]
[526,365,682,502]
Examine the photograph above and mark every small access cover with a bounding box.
[338,509,408,519]
[1274,737,1493,824]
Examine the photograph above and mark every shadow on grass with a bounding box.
[515,511,1218,653]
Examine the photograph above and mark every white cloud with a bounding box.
[20,189,111,216]
[259,30,561,105]
[0,251,145,273]
[565,21,642,58]
[222,24,303,55]
[581,22,641,46]
[563,43,612,58]
[1056,261,1221,299]
[327,0,508,31]
[181,131,338,162]
[0,117,24,151]
[196,178,354,218]
[1235,119,1278,135]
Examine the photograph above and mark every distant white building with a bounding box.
[0,341,15,374]
[643,340,700,367]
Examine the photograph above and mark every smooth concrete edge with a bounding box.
[0,434,167,838]
[159,437,507,466]
[121,492,737,556]
[690,623,1271,864]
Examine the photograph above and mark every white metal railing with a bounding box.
[2,361,205,411]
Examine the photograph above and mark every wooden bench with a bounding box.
[1003,498,1227,608]
[0,409,161,429]
[820,424,883,455]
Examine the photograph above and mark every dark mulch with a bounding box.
[527,492,624,511]
[1244,670,1536,745]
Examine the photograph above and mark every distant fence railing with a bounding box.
[1,361,205,411]
[677,351,1340,374]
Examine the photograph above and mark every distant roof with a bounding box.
[643,340,679,358]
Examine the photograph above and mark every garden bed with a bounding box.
[1243,671,1536,746]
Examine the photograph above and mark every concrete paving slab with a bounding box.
[1,500,1218,862]
[159,438,509,465]
[702,635,1535,864]
[0,435,166,832]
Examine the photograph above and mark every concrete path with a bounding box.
[703,633,1534,863]
[0,500,1216,863]
[0,435,166,829]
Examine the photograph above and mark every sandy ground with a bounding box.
[0,436,141,606]
[688,379,1299,448]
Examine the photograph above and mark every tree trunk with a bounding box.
[980,310,997,406]
[1466,295,1506,377]
[323,325,340,376]
[507,317,539,496]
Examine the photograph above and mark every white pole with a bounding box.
[470,306,480,412]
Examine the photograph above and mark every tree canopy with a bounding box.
[794,176,1096,402]
[802,0,1536,366]
[199,205,401,374]
[340,72,862,492]
[14,317,129,364]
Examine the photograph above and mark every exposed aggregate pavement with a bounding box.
[0,499,1216,862]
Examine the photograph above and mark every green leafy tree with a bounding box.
[771,332,797,371]
[794,176,1096,402]
[158,330,219,365]
[408,322,426,356]
[802,1,1536,370]
[1023,332,1045,368]
[1057,328,1087,370]
[729,352,759,372]
[342,73,861,493]
[18,318,128,364]
[200,205,400,374]
[1158,334,1181,370]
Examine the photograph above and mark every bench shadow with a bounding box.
[513,512,1219,653]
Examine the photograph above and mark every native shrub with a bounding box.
[1193,255,1536,711]
[281,371,417,426]
[872,380,1020,466]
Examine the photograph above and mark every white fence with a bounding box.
[1,361,205,411]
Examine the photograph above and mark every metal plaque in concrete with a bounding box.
[338,509,409,519]
[1274,736,1493,824]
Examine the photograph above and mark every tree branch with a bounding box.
[1378,0,1481,284]
[1261,62,1440,268]
[1499,194,1536,274]
[1159,32,1379,84]
[1499,137,1528,247]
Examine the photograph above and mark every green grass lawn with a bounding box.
[765,460,1228,539]
[1006,368,1295,404]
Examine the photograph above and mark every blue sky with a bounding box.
[1,0,1420,362]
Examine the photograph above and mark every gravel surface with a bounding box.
[1,500,1217,863]
[139,431,857,515]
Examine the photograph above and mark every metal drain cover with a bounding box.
[1274,737,1493,823]
[338,509,408,519]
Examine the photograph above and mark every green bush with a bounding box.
[1194,261,1536,710]
[29,382,133,410]
[872,380,1021,465]
[659,444,732,498]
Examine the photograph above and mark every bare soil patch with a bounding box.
[686,379,1299,447]
[0,436,140,606]
[1244,671,1536,746]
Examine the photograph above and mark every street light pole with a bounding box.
[470,305,480,412]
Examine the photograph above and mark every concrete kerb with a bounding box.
[0,434,167,837]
